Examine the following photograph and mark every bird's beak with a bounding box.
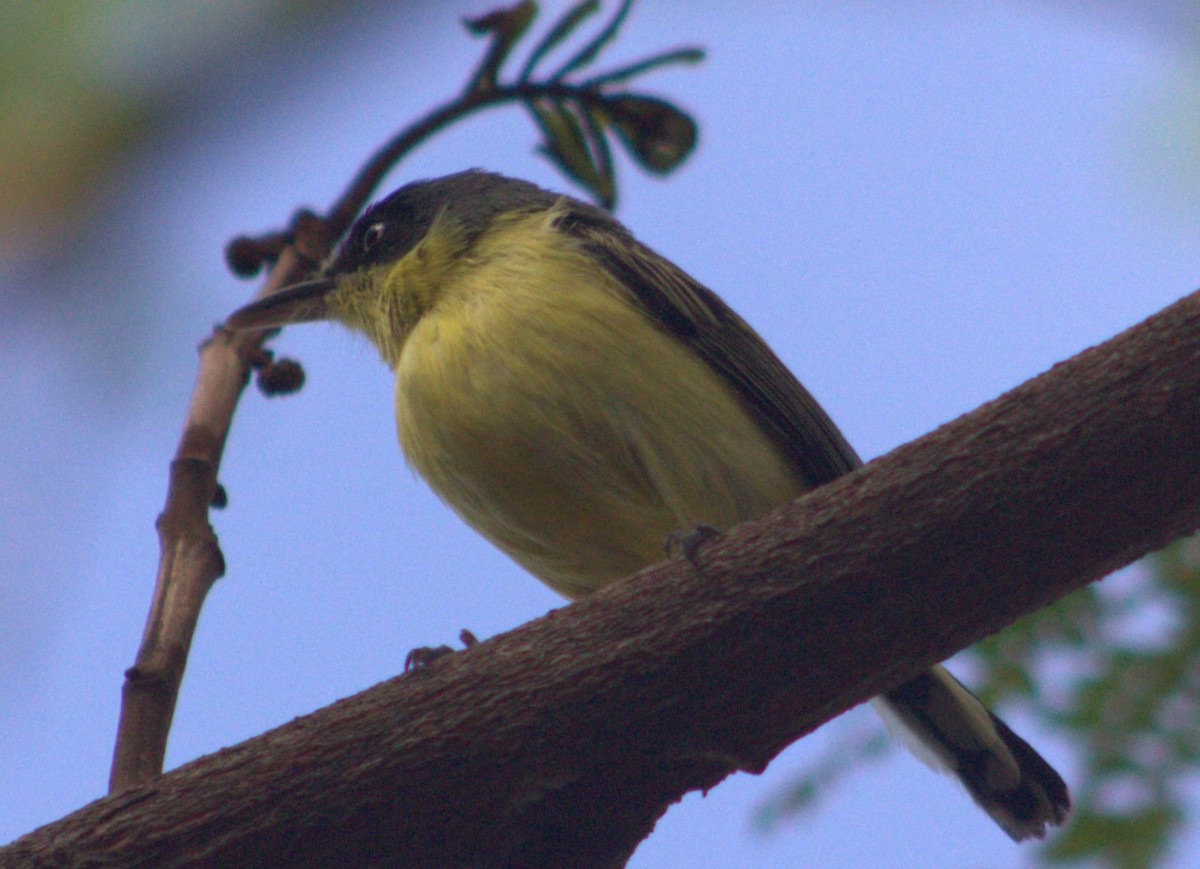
[224,277,337,331]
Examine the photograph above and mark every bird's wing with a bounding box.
[562,209,862,488]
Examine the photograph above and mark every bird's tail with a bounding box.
[871,666,1070,841]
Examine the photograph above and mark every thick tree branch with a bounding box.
[25,288,1200,867]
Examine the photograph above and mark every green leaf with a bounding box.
[551,0,632,81]
[527,98,615,208]
[753,726,889,833]
[463,0,538,92]
[601,94,697,173]
[1046,806,1181,868]
[581,46,706,87]
[518,0,600,83]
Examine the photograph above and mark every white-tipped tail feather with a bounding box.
[872,666,1069,841]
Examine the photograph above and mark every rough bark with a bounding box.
[8,288,1200,868]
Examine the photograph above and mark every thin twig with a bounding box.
[108,30,697,793]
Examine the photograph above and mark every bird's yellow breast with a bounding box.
[389,214,801,598]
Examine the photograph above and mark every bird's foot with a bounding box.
[664,523,724,564]
[404,629,480,673]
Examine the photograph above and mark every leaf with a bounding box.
[550,0,632,81]
[527,98,615,208]
[463,0,538,92]
[581,46,706,88]
[518,0,600,83]
[1046,806,1181,868]
[601,94,697,173]
[753,725,889,832]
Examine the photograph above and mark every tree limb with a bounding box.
[16,284,1200,867]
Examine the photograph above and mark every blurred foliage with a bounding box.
[0,0,699,273]
[756,540,1200,867]
[0,1,140,259]
[0,0,373,264]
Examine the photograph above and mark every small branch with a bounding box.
[108,5,705,793]
[319,79,669,241]
[108,247,314,792]
[31,284,1200,867]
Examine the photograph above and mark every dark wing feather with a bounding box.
[560,207,862,488]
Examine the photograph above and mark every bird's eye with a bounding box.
[362,222,386,253]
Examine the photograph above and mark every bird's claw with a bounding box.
[665,523,723,564]
[404,628,480,673]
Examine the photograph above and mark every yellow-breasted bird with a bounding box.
[226,170,1069,840]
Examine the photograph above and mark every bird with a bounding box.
[225,169,1069,840]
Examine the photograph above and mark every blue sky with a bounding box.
[4,2,1200,865]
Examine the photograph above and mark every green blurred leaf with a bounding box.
[518,0,599,83]
[581,47,706,87]
[764,534,1200,867]
[527,97,614,207]
[754,726,888,833]
[601,94,697,173]
[464,0,538,92]
[550,0,632,81]
[1046,805,1181,869]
